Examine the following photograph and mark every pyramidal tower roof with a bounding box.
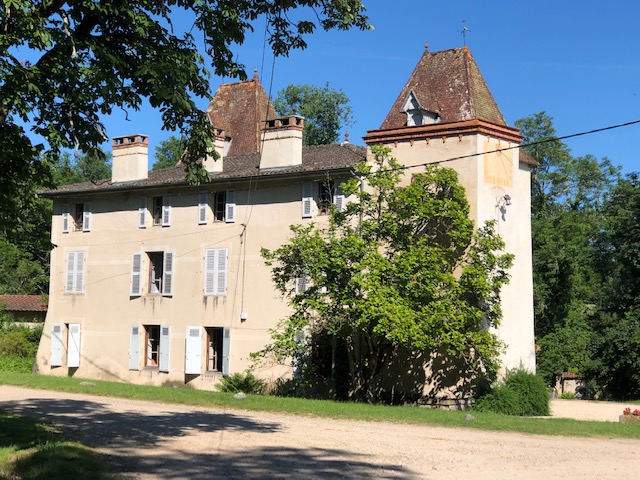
[380,46,507,130]
[205,72,277,156]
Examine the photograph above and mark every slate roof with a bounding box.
[380,46,507,130]
[0,295,48,312]
[41,144,366,197]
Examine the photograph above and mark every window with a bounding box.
[152,195,171,226]
[204,248,227,296]
[130,251,174,297]
[65,251,85,294]
[63,203,91,232]
[213,190,235,223]
[143,324,170,371]
[295,275,309,294]
[318,180,345,215]
[206,327,223,372]
[198,192,208,225]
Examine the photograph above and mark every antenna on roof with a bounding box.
[460,20,470,47]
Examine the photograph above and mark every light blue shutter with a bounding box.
[162,251,174,296]
[130,253,143,296]
[222,327,231,376]
[67,323,81,367]
[82,203,91,232]
[51,323,63,367]
[159,325,170,372]
[302,183,313,218]
[225,190,235,223]
[129,325,140,370]
[62,204,70,233]
[185,326,202,375]
[138,198,147,228]
[162,195,171,226]
[198,192,208,224]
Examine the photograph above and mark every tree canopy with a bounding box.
[152,136,185,170]
[0,1,370,228]
[258,146,513,402]
[273,83,353,145]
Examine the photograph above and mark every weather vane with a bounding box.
[460,20,470,46]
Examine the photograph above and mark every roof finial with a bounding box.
[460,20,470,47]
[424,41,429,52]
[342,129,350,145]
[253,67,259,80]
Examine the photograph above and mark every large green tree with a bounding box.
[272,83,353,145]
[259,146,513,402]
[0,1,370,229]
[152,136,185,170]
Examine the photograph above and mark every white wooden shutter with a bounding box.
[65,252,75,293]
[185,326,202,375]
[75,252,85,293]
[67,323,81,367]
[204,248,227,296]
[162,194,171,226]
[82,203,91,232]
[138,197,147,228]
[51,323,63,367]
[159,325,170,372]
[295,275,309,294]
[222,327,231,376]
[333,187,345,212]
[162,251,174,296]
[198,192,208,225]
[302,183,313,218]
[129,325,140,370]
[225,190,235,223]
[62,204,70,233]
[130,253,143,296]
[65,252,85,294]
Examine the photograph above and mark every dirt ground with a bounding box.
[1,385,639,479]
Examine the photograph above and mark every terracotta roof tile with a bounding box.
[0,295,48,312]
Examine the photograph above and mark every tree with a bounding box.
[272,83,353,145]
[153,136,185,170]
[52,150,112,185]
[0,1,370,230]
[0,238,46,295]
[258,146,513,402]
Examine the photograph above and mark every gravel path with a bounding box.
[1,385,639,479]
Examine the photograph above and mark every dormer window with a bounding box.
[403,91,440,126]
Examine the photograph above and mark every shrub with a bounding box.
[473,385,521,415]
[0,329,38,357]
[217,372,265,395]
[559,391,576,399]
[473,369,550,416]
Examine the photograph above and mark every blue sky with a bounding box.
[102,1,640,172]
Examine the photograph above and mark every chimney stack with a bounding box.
[111,134,149,183]
[203,128,229,173]
[259,115,304,170]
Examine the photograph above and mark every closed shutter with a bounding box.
[82,203,91,232]
[74,252,85,293]
[185,326,202,375]
[302,183,313,218]
[225,190,235,223]
[138,197,147,228]
[204,248,227,296]
[129,325,140,370]
[222,327,231,376]
[198,192,208,224]
[295,275,309,294]
[159,325,170,372]
[162,251,174,296]
[130,253,143,296]
[162,195,171,226]
[333,187,345,212]
[65,252,75,293]
[65,252,85,294]
[67,323,81,367]
[51,323,63,367]
[62,204,70,233]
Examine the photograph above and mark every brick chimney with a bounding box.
[111,134,149,183]
[202,128,229,173]
[259,115,304,170]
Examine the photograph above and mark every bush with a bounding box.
[559,391,576,399]
[217,372,265,395]
[0,328,39,357]
[473,369,550,416]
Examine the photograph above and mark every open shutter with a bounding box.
[302,183,313,218]
[62,204,70,233]
[159,325,170,372]
[67,323,81,367]
[222,327,231,376]
[82,203,91,232]
[129,325,140,370]
[162,251,174,296]
[225,190,235,223]
[185,326,202,375]
[333,187,345,212]
[162,195,171,226]
[130,253,143,296]
[51,323,63,367]
[138,197,147,228]
[198,192,208,224]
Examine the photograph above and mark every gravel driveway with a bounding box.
[1,385,639,479]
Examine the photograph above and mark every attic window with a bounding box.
[403,92,440,126]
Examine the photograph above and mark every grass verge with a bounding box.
[1,371,640,440]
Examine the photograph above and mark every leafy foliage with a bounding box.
[217,372,265,395]
[273,83,353,145]
[258,146,513,402]
[153,136,185,170]
[474,369,549,416]
[0,309,42,373]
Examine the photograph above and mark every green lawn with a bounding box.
[2,371,640,441]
